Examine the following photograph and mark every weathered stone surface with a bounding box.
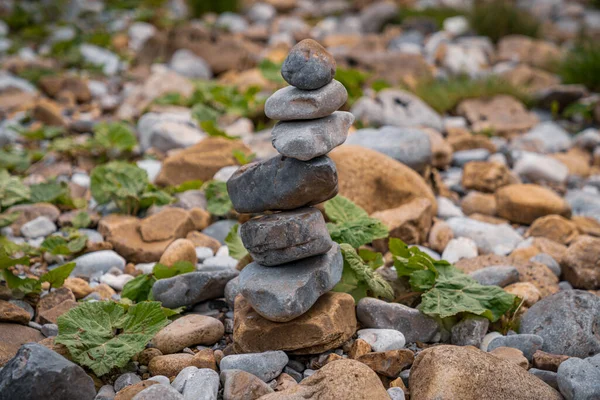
[520,290,600,358]
[259,359,390,400]
[281,39,336,90]
[227,155,338,214]
[152,315,224,354]
[410,345,562,400]
[152,269,239,309]
[115,381,158,400]
[149,353,216,377]
[240,208,332,266]
[557,357,600,400]
[357,349,414,377]
[496,184,571,225]
[372,198,434,249]
[357,298,440,343]
[462,161,512,193]
[0,323,45,366]
[271,112,352,161]
[0,300,31,324]
[469,266,519,287]
[562,236,600,289]
[490,347,529,370]
[265,80,347,121]
[526,215,579,245]
[238,244,343,322]
[356,329,406,352]
[132,384,183,400]
[488,334,544,361]
[532,350,569,372]
[220,351,288,382]
[0,343,95,400]
[220,369,274,399]
[451,316,489,347]
[139,208,195,242]
[233,292,356,354]
[446,217,523,255]
[158,239,198,267]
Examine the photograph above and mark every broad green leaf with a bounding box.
[200,120,238,140]
[169,180,203,194]
[205,181,232,216]
[56,301,168,376]
[40,262,76,289]
[2,270,41,295]
[0,246,30,269]
[191,103,220,123]
[72,211,91,229]
[333,244,393,302]
[0,170,30,208]
[258,59,285,84]
[161,306,184,318]
[121,274,156,303]
[30,181,67,204]
[232,150,255,165]
[358,249,384,270]
[327,217,389,249]
[67,234,88,253]
[90,162,148,208]
[0,149,32,173]
[93,122,138,152]
[138,186,174,210]
[324,195,368,223]
[20,126,64,140]
[153,261,196,279]
[40,234,87,255]
[0,211,20,228]
[225,224,248,260]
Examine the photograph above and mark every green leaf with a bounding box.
[191,103,220,123]
[161,306,184,318]
[2,270,41,295]
[258,59,285,84]
[168,180,204,194]
[20,126,64,140]
[139,186,174,210]
[333,243,394,302]
[153,261,196,279]
[0,211,20,228]
[358,249,384,270]
[225,223,248,260]
[205,180,232,216]
[72,211,91,229]
[327,217,389,249]
[200,120,238,140]
[0,170,31,209]
[40,233,87,256]
[232,150,255,165]
[324,195,368,223]
[93,122,138,152]
[0,149,32,173]
[0,246,29,269]
[121,274,156,303]
[90,161,148,205]
[40,262,76,289]
[30,181,67,203]
[56,301,168,376]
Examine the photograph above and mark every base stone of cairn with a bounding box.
[226,39,355,353]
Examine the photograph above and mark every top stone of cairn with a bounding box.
[281,39,336,90]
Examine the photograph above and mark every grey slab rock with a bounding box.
[520,290,600,358]
[452,149,490,167]
[238,244,343,322]
[451,316,490,347]
[284,366,303,382]
[202,220,238,244]
[514,122,572,153]
[529,368,559,390]
[174,189,207,210]
[95,384,116,400]
[265,80,348,121]
[513,152,568,184]
[182,369,219,400]
[220,351,289,382]
[346,126,432,172]
[137,111,205,153]
[169,49,212,80]
[357,297,441,343]
[72,250,126,278]
[172,367,199,392]
[566,190,600,222]
[488,334,543,361]
[227,155,338,214]
[559,281,574,291]
[152,269,239,309]
[0,343,95,400]
[224,276,240,307]
[114,372,141,392]
[148,376,170,386]
[20,216,57,238]
[573,127,600,151]
[469,265,520,287]
[446,217,523,255]
[530,253,561,277]
[281,39,336,90]
[10,300,34,320]
[132,384,183,400]
[357,328,406,352]
[41,323,58,337]
[557,357,600,400]
[387,387,406,400]
[240,208,333,266]
[272,112,352,161]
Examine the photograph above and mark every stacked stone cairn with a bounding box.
[226,39,354,322]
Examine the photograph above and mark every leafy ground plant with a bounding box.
[225,224,248,260]
[558,42,600,92]
[390,239,517,322]
[56,301,168,376]
[204,181,233,217]
[469,0,540,43]
[121,261,196,302]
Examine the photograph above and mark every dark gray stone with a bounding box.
[488,334,544,361]
[240,208,333,266]
[271,112,353,161]
[529,368,559,390]
[114,372,141,392]
[238,244,343,322]
[152,269,239,309]
[451,316,489,347]
[224,276,240,307]
[345,126,432,172]
[469,265,520,287]
[227,155,338,214]
[557,357,600,400]
[0,343,95,400]
[356,297,441,343]
[530,253,561,277]
[265,80,347,121]
[281,39,336,90]
[41,323,58,337]
[202,220,238,245]
[520,290,600,358]
[220,351,289,382]
[283,366,303,382]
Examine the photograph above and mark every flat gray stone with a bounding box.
[220,351,289,382]
[114,372,141,392]
[557,357,600,400]
[281,39,336,90]
[224,276,240,307]
[520,290,600,358]
[271,112,353,161]
[152,269,239,309]
[238,244,343,322]
[172,368,219,400]
[566,190,600,223]
[95,384,116,400]
[357,329,406,352]
[227,155,338,214]
[265,80,347,121]
[346,126,432,172]
[20,216,57,238]
[469,265,520,287]
[132,384,183,400]
[451,316,489,347]
[488,334,543,361]
[529,368,559,390]
[72,250,126,278]
[202,220,237,244]
[446,217,523,255]
[356,297,441,343]
[240,208,333,266]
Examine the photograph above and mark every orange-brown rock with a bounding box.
[93,283,117,299]
[275,373,298,391]
[562,236,600,289]
[349,339,372,359]
[525,215,579,244]
[38,299,78,324]
[149,353,215,377]
[501,64,559,93]
[63,277,93,299]
[189,208,211,231]
[0,300,30,324]
[552,148,591,177]
[31,98,66,126]
[357,349,414,377]
[329,146,436,214]
[504,282,542,307]
[372,198,433,251]
[186,231,221,253]
[469,213,509,225]
[155,138,252,186]
[233,292,356,354]
[495,184,571,225]
[137,348,163,366]
[158,238,197,267]
[424,128,453,169]
[497,35,562,68]
[139,208,195,242]
[532,350,569,372]
[447,134,496,153]
[462,161,512,193]
[461,191,497,216]
[490,347,529,370]
[427,218,454,254]
[572,215,600,237]
[6,203,60,236]
[0,323,44,366]
[114,381,158,400]
[35,287,75,323]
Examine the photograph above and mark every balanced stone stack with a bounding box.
[227,39,353,322]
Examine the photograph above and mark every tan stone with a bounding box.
[427,218,454,254]
[114,381,158,400]
[495,184,571,225]
[233,292,356,354]
[93,283,116,299]
[40,75,91,103]
[329,146,436,214]
[6,203,60,236]
[38,299,78,324]
[462,161,512,193]
[155,138,252,186]
[390,377,409,394]
[530,237,567,264]
[275,373,298,391]
[260,359,390,400]
[0,90,37,114]
[409,345,562,400]
[501,64,560,93]
[222,369,274,399]
[526,215,579,244]
[357,349,414,377]
[189,208,211,230]
[137,348,163,366]
[490,347,529,370]
[532,350,569,372]
[158,238,197,267]
[469,213,510,225]
[424,128,452,169]
[149,353,213,377]
[372,198,433,251]
[505,282,542,307]
[152,314,224,354]
[573,216,600,237]
[0,300,30,324]
[447,134,496,153]
[139,208,195,242]
[0,323,44,366]
[35,287,75,323]
[63,277,93,299]
[562,236,600,289]
[461,191,497,216]
[186,231,221,253]
[349,339,372,359]
[193,348,217,370]
[552,149,591,177]
[497,35,562,68]
[510,246,542,263]
[31,98,66,126]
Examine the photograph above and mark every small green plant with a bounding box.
[30,180,87,209]
[232,150,256,165]
[0,170,30,210]
[56,301,169,376]
[200,120,238,140]
[259,59,286,85]
[324,195,389,249]
[204,181,233,217]
[335,68,369,107]
[121,261,196,302]
[393,7,465,29]
[0,148,33,173]
[71,212,92,229]
[225,224,248,260]
[40,231,87,256]
[470,0,540,43]
[188,0,239,17]
[558,42,600,92]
